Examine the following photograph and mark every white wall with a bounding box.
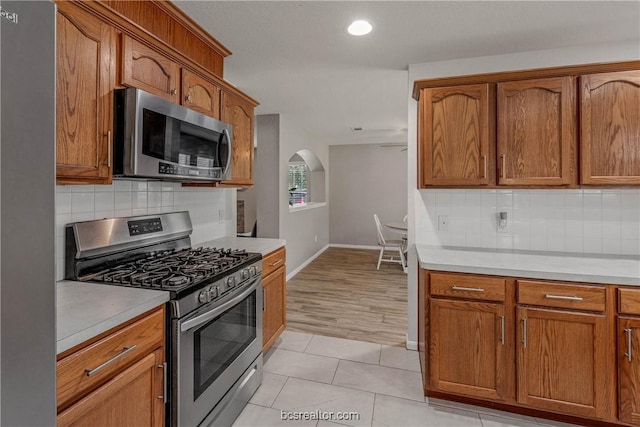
[329,144,408,246]
[279,115,330,273]
[55,181,236,280]
[405,40,640,348]
[256,114,281,239]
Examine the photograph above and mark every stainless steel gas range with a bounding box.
[65,211,263,427]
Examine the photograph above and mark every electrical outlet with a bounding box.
[218,209,224,224]
[438,215,449,231]
[314,235,318,243]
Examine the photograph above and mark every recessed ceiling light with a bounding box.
[347,20,372,36]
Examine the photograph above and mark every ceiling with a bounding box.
[175,1,640,146]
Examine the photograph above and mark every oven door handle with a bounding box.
[180,278,261,333]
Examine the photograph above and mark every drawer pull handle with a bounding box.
[545,294,583,301]
[85,345,137,377]
[158,362,168,403]
[499,315,505,345]
[269,259,283,267]
[451,286,484,293]
[625,328,633,362]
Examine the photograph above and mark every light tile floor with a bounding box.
[233,330,581,427]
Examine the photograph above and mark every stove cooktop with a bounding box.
[87,247,259,293]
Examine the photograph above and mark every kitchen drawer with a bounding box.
[619,287,640,315]
[57,306,164,411]
[262,247,286,278]
[517,280,605,312]
[430,272,505,302]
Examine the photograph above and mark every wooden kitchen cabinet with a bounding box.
[429,298,509,401]
[262,247,286,352]
[57,306,166,426]
[497,77,576,186]
[58,348,165,427]
[220,90,256,187]
[618,287,640,425]
[618,317,640,425]
[516,307,609,419]
[580,70,640,185]
[182,69,221,119]
[56,2,115,184]
[418,84,493,187]
[121,34,181,102]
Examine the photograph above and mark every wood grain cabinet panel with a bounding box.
[497,77,576,186]
[429,299,509,401]
[58,349,165,427]
[262,265,286,353]
[121,34,181,101]
[619,317,640,425]
[220,90,255,187]
[181,69,221,119]
[580,70,640,185]
[56,2,115,184]
[620,288,640,316]
[419,84,493,186]
[517,307,608,419]
[430,272,505,302]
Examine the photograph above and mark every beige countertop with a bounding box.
[416,245,640,286]
[197,236,286,256]
[57,280,169,355]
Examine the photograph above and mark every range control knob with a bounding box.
[198,290,210,303]
[227,276,236,287]
[249,266,257,276]
[208,287,218,300]
[242,268,250,279]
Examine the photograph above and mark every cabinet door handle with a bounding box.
[482,155,487,179]
[521,318,527,348]
[269,259,283,267]
[500,154,506,179]
[625,328,633,362]
[499,315,505,345]
[105,131,112,168]
[451,286,484,293]
[171,89,178,96]
[85,345,137,377]
[545,294,583,301]
[158,362,168,403]
[185,94,192,103]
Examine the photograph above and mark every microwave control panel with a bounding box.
[159,162,221,179]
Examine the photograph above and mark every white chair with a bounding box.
[374,214,406,272]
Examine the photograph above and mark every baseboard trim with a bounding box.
[405,335,418,351]
[328,243,380,251]
[286,244,329,281]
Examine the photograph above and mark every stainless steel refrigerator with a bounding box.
[1,1,56,425]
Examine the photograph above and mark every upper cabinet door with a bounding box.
[220,91,254,187]
[56,3,115,184]
[580,70,640,185]
[121,34,181,101]
[419,84,493,187]
[497,77,576,186]
[181,69,221,119]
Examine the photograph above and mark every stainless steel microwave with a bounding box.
[114,87,232,182]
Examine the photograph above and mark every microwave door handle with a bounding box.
[222,128,232,177]
[180,277,260,333]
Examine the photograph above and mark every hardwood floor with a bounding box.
[285,247,408,347]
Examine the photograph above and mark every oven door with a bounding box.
[173,276,262,427]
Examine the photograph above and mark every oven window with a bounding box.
[142,108,224,168]
[193,291,256,400]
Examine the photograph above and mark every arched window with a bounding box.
[288,149,325,210]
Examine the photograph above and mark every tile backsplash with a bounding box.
[56,180,235,280]
[416,188,640,256]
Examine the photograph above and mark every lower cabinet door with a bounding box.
[619,317,640,425]
[57,349,165,427]
[262,266,286,352]
[429,298,508,400]
[517,307,608,419]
